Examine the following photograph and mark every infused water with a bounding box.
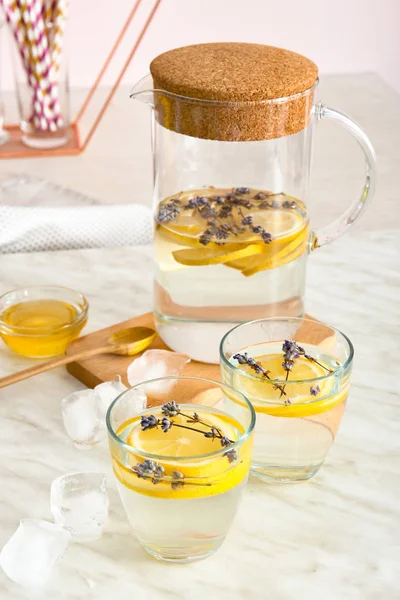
[154,187,310,362]
[111,404,251,561]
[221,341,348,482]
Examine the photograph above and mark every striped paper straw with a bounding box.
[42,0,55,25]
[44,0,68,76]
[1,0,32,78]
[19,0,62,131]
[1,0,66,131]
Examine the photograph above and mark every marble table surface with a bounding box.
[0,229,399,600]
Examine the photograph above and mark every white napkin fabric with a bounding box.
[0,174,153,253]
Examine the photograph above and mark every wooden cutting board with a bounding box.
[66,312,334,388]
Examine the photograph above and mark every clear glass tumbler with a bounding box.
[220,317,353,483]
[106,376,255,562]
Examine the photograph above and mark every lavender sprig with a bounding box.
[223,449,238,463]
[156,201,180,224]
[282,340,333,373]
[233,352,287,396]
[234,340,335,405]
[131,460,211,490]
[156,189,275,247]
[139,403,236,463]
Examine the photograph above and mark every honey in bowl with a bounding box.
[0,286,88,358]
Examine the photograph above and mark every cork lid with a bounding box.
[149,43,318,142]
[150,42,318,103]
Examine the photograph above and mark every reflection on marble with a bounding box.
[0,230,399,599]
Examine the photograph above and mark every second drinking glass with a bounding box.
[220,317,353,483]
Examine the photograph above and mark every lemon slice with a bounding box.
[225,225,309,276]
[241,233,308,277]
[127,412,237,457]
[172,243,264,266]
[232,354,346,418]
[248,208,303,236]
[112,408,253,500]
[157,224,203,248]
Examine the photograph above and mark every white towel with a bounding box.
[0,174,153,253]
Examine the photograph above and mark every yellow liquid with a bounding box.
[155,187,310,276]
[0,299,86,358]
[228,342,348,418]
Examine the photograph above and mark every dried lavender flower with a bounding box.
[282,200,297,210]
[235,187,250,195]
[282,340,301,359]
[225,192,237,201]
[133,459,158,478]
[233,352,249,365]
[162,401,180,417]
[242,216,253,226]
[204,427,219,440]
[262,231,272,244]
[223,449,237,463]
[161,417,172,432]
[233,353,288,397]
[171,470,185,490]
[254,191,267,200]
[187,412,200,423]
[140,415,158,430]
[310,385,320,396]
[184,196,207,209]
[219,205,233,218]
[152,464,165,484]
[282,359,294,372]
[220,436,231,447]
[199,233,212,245]
[215,228,230,240]
[156,203,180,224]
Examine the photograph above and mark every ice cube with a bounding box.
[111,387,147,429]
[127,349,190,400]
[61,389,103,449]
[50,472,109,542]
[0,519,69,588]
[94,376,127,420]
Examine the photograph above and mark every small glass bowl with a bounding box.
[0,286,88,358]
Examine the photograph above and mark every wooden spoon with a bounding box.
[0,326,156,389]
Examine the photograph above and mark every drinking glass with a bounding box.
[220,317,353,483]
[107,376,255,562]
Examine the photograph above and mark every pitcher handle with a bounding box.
[311,103,376,250]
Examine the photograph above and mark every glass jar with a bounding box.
[131,43,376,363]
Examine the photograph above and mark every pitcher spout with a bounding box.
[130,74,155,107]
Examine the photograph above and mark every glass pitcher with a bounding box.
[131,43,376,363]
